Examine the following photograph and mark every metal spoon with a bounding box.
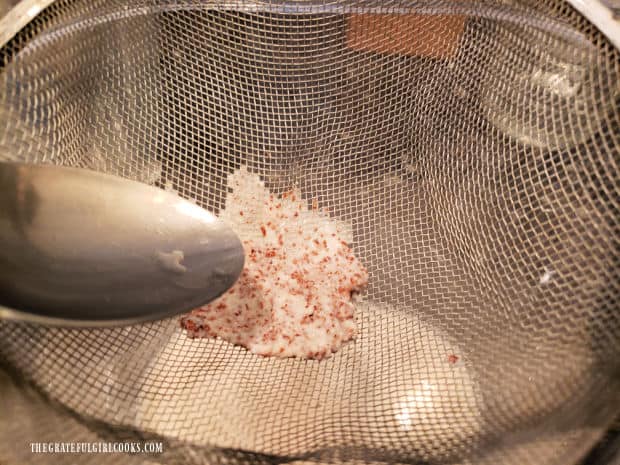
[0,162,244,327]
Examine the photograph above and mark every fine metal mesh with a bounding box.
[1,1,619,464]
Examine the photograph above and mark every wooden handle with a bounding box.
[346,13,466,58]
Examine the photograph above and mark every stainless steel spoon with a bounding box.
[0,162,244,327]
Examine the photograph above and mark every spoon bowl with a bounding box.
[0,162,245,327]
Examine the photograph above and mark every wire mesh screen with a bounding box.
[0,0,619,464]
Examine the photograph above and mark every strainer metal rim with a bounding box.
[0,0,53,48]
[567,0,620,49]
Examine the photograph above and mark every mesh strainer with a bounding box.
[0,1,619,464]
